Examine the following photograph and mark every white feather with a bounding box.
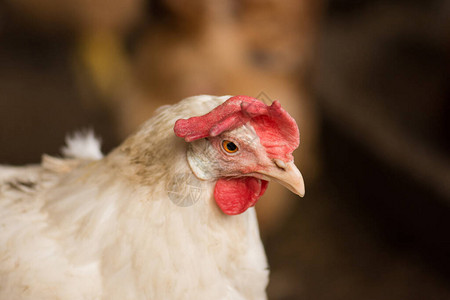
[61,130,103,160]
[0,95,268,300]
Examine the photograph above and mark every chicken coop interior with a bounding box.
[0,0,449,299]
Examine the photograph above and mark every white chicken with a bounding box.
[0,95,304,300]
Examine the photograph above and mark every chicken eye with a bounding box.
[222,140,239,153]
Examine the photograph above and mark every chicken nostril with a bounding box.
[273,159,287,170]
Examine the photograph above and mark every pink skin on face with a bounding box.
[207,134,271,215]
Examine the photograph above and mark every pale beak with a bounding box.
[257,160,305,197]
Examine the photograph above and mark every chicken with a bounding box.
[0,95,304,300]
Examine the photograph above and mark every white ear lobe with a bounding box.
[186,140,216,180]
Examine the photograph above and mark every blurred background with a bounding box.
[0,0,449,299]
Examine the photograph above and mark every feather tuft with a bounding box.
[61,129,103,160]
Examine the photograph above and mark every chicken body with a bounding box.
[0,95,302,299]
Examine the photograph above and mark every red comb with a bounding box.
[174,95,299,160]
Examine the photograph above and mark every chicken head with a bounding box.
[174,95,304,215]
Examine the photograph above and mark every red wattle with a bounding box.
[214,177,268,215]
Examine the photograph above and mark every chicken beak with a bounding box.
[257,160,305,197]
